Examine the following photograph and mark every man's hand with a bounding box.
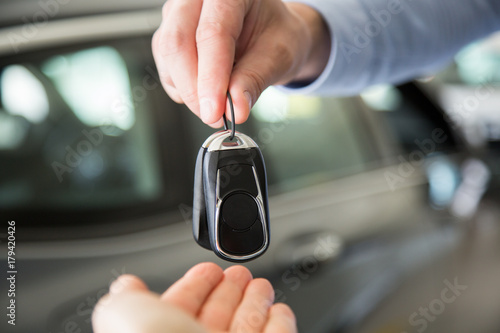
[92,262,297,333]
[152,0,330,127]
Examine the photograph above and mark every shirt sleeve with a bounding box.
[280,0,500,96]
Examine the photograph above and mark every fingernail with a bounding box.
[200,98,214,123]
[244,91,253,110]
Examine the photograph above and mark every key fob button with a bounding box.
[221,193,258,230]
[218,165,258,198]
[219,220,264,255]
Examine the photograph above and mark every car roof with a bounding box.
[0,0,164,56]
[0,0,164,28]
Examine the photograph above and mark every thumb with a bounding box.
[92,291,206,333]
[229,41,298,124]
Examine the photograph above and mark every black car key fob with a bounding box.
[192,129,270,262]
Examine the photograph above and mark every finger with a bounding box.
[92,291,206,333]
[227,85,253,124]
[109,274,149,295]
[264,303,297,333]
[153,0,203,115]
[198,265,253,330]
[160,262,224,316]
[152,29,173,88]
[152,29,177,100]
[164,83,183,104]
[230,278,274,333]
[196,0,252,124]
[208,118,225,129]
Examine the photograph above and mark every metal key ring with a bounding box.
[222,92,236,140]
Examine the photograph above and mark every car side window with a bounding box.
[0,43,163,215]
[246,88,371,193]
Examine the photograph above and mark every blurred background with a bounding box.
[0,0,499,332]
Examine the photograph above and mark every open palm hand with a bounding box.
[92,262,297,333]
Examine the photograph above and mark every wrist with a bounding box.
[285,2,331,84]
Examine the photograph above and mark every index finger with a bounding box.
[196,0,251,124]
[160,262,223,316]
[153,0,203,115]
